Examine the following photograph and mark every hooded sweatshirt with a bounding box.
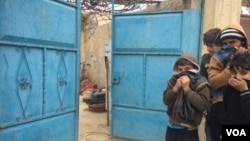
[163,53,210,128]
[208,23,249,103]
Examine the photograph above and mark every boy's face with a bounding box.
[232,67,250,80]
[222,38,242,48]
[206,43,220,55]
[177,64,195,74]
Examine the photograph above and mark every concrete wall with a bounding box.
[80,14,111,87]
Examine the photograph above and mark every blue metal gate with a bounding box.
[111,1,203,140]
[0,0,81,141]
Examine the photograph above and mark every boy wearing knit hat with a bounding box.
[207,23,249,141]
[163,53,210,141]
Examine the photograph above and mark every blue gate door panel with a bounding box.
[0,113,76,141]
[112,107,167,141]
[0,0,81,141]
[181,9,202,54]
[0,46,43,125]
[113,13,182,51]
[112,55,144,107]
[111,7,202,140]
[44,50,77,114]
[145,55,178,110]
[0,0,77,48]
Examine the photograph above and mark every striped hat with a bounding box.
[220,28,245,41]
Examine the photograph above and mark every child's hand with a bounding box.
[173,78,182,92]
[235,46,248,54]
[228,77,248,92]
[179,75,191,90]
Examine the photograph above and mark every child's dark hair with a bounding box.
[203,28,221,46]
[229,51,250,73]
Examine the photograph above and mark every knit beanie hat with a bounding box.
[173,53,200,74]
[220,28,246,42]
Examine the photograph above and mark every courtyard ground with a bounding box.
[78,95,124,141]
[78,95,206,141]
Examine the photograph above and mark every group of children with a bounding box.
[163,23,250,141]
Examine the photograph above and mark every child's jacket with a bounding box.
[163,53,210,128]
[163,73,210,128]
[222,81,250,124]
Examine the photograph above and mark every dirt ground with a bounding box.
[78,95,206,141]
[78,95,124,141]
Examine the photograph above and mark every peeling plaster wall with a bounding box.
[81,18,111,87]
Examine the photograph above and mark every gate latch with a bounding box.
[112,76,120,84]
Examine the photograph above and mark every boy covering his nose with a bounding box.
[163,53,210,141]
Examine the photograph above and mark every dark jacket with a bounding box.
[222,84,250,125]
[200,53,211,79]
